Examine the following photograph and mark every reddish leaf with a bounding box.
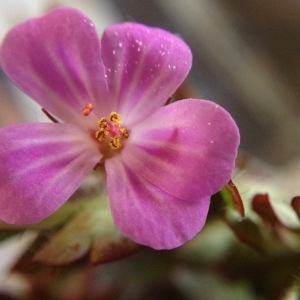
[252,194,281,226]
[221,179,245,216]
[228,218,266,253]
[291,196,300,219]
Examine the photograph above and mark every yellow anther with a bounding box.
[109,137,122,149]
[109,112,121,124]
[95,129,108,142]
[120,128,129,139]
[98,118,108,128]
[95,112,129,150]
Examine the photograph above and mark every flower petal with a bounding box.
[101,22,192,126]
[105,157,210,249]
[0,7,109,123]
[0,123,101,224]
[123,99,240,201]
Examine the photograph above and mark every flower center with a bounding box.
[95,112,129,150]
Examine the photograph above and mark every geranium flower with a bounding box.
[0,7,239,249]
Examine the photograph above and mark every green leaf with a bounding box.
[0,201,79,232]
[33,196,139,265]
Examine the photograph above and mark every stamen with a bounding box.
[109,112,121,124]
[95,112,129,150]
[98,118,108,129]
[95,128,108,142]
[120,128,129,139]
[82,103,94,116]
[109,137,122,149]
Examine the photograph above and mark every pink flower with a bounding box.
[0,7,239,249]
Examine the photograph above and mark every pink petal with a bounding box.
[123,99,240,201]
[105,157,210,249]
[0,123,101,224]
[101,23,192,126]
[0,7,109,124]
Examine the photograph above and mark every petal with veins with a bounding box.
[105,157,210,249]
[0,8,110,124]
[0,8,240,249]
[124,99,240,201]
[0,123,101,224]
[101,22,192,126]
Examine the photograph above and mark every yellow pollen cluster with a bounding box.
[95,112,129,150]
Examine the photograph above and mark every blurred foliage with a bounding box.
[0,154,298,299]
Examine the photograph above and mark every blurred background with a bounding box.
[1,0,300,165]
